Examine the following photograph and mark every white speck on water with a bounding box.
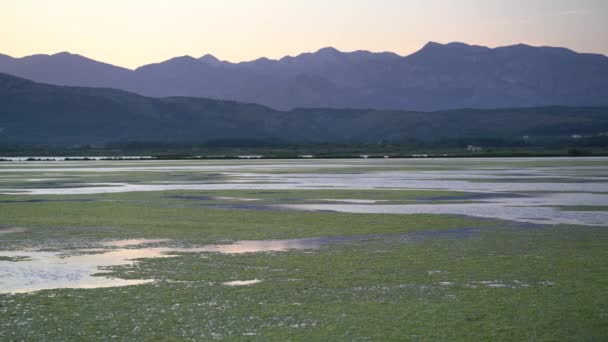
[486,283,507,288]
[222,279,262,286]
[0,227,26,235]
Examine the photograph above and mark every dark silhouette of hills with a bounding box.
[1,73,607,145]
[1,42,607,111]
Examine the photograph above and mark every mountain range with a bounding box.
[1,73,607,146]
[1,42,608,111]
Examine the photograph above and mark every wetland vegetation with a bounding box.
[1,157,607,340]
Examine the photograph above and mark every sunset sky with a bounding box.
[1,0,607,69]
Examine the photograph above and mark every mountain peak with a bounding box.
[19,51,130,71]
[49,52,95,61]
[1,42,607,112]
[445,42,474,48]
[315,47,342,55]
[282,47,345,63]
[199,54,220,64]
[420,41,481,51]
[52,51,76,57]
[250,57,272,64]
[412,41,491,59]
[134,55,199,72]
[166,55,198,64]
[422,41,443,49]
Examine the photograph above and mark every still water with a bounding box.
[1,158,607,292]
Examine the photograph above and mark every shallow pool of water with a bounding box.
[0,236,372,293]
[2,158,608,225]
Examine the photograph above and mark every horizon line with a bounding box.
[2,41,606,71]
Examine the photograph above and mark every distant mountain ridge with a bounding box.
[1,73,608,146]
[1,42,608,111]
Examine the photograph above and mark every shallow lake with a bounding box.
[3,158,606,225]
[1,157,608,292]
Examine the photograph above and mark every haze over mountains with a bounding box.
[2,73,607,146]
[1,42,608,111]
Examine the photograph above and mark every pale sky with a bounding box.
[1,0,607,69]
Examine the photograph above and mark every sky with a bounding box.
[1,0,607,69]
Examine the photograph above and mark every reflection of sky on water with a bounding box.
[1,158,607,225]
[4,171,608,194]
[223,279,261,286]
[0,227,26,234]
[280,201,608,226]
[1,158,608,292]
[0,237,335,293]
[2,158,608,195]
[0,249,155,294]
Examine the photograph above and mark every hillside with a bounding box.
[1,74,608,146]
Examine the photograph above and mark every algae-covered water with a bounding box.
[1,158,607,340]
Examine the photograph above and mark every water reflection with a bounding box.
[0,237,344,293]
[223,279,262,286]
[278,192,608,226]
[0,227,26,234]
[320,199,385,204]
[3,159,608,196]
[0,249,159,294]
[192,237,334,253]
